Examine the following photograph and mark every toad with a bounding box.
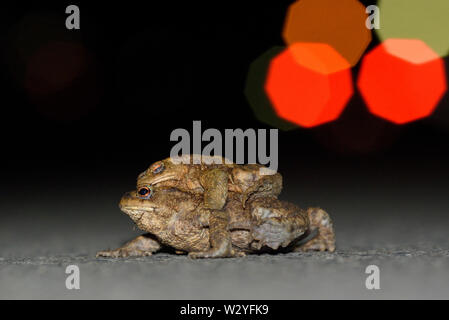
[135,155,283,258]
[137,155,282,207]
[96,188,335,259]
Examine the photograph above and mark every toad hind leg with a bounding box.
[297,207,336,252]
[96,234,162,258]
[250,200,309,251]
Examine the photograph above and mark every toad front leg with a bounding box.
[188,209,244,258]
[189,169,237,258]
[96,234,162,258]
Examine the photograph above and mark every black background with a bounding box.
[1,0,449,196]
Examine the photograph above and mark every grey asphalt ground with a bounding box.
[1,166,449,299]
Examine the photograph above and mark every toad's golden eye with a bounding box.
[151,162,164,174]
[138,186,152,199]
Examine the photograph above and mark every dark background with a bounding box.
[2,0,449,179]
[1,1,448,299]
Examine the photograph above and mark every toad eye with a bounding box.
[138,186,153,199]
[151,162,164,174]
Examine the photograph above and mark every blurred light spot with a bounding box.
[265,43,353,128]
[23,41,100,122]
[244,46,298,131]
[25,42,87,95]
[384,39,440,65]
[283,0,371,67]
[357,40,447,124]
[289,43,351,74]
[377,0,449,58]
[4,12,98,121]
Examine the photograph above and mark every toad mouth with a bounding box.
[120,207,157,224]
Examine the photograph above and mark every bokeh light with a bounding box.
[25,42,88,95]
[377,0,449,58]
[358,40,447,124]
[244,46,298,131]
[288,42,352,74]
[283,0,371,67]
[5,12,99,121]
[383,39,440,65]
[265,43,353,128]
[24,43,100,121]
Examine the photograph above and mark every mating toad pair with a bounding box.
[97,156,336,259]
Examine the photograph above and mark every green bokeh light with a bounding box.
[244,46,298,131]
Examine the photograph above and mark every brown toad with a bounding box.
[135,155,283,258]
[96,188,336,259]
[137,155,282,207]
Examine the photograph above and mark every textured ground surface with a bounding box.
[1,247,448,299]
[1,167,449,299]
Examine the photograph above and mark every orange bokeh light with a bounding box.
[265,43,353,128]
[358,39,447,124]
[289,42,351,74]
[283,0,371,67]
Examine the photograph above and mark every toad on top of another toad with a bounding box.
[135,155,283,258]
[136,155,282,207]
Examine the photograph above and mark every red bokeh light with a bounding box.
[358,39,447,124]
[264,43,353,128]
